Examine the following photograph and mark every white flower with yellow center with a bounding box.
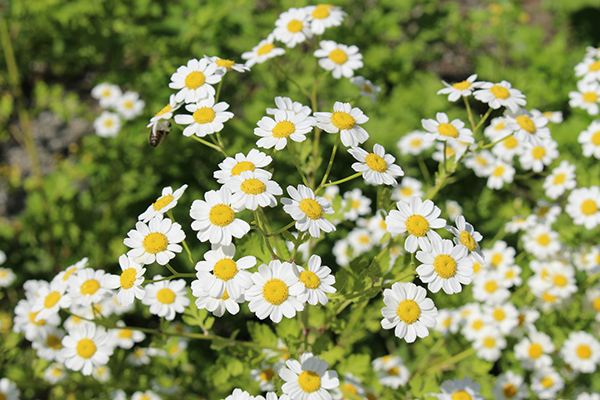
[505,214,536,233]
[250,361,283,392]
[204,55,250,75]
[0,378,19,400]
[486,160,515,190]
[115,90,145,120]
[448,200,464,222]
[132,390,162,400]
[445,215,485,264]
[490,134,526,163]
[434,376,484,400]
[110,320,145,349]
[267,96,312,116]
[566,186,600,229]
[347,228,375,255]
[586,286,600,320]
[493,371,528,400]
[437,74,483,102]
[242,34,286,68]
[279,352,339,400]
[333,239,350,267]
[416,237,473,294]
[13,298,61,342]
[274,7,312,48]
[214,149,273,185]
[91,82,122,108]
[530,368,564,399]
[146,94,183,135]
[350,76,381,103]
[391,177,424,203]
[305,4,346,35]
[52,257,88,285]
[296,255,336,306]
[473,326,506,362]
[138,184,188,223]
[94,111,121,138]
[124,215,185,265]
[226,170,282,211]
[282,185,335,239]
[542,262,577,300]
[314,40,363,79]
[175,98,234,137]
[315,102,369,147]
[543,160,577,200]
[497,264,522,288]
[342,188,371,221]
[485,116,514,140]
[522,225,561,260]
[396,130,434,156]
[474,80,526,113]
[464,150,495,177]
[519,139,558,172]
[254,109,315,150]
[434,308,460,335]
[578,120,600,159]
[32,280,72,323]
[246,260,305,323]
[372,355,409,389]
[472,273,511,305]
[190,187,251,246]
[67,268,110,307]
[92,365,111,382]
[462,310,488,342]
[380,282,437,343]
[482,302,519,335]
[569,80,600,116]
[514,331,555,370]
[192,284,244,317]
[332,373,366,400]
[43,363,66,384]
[32,327,65,362]
[169,58,222,103]
[60,323,114,376]
[422,112,474,144]
[385,196,446,253]
[506,109,550,147]
[103,255,146,307]
[482,240,515,269]
[0,267,15,287]
[575,57,600,81]
[349,143,405,186]
[142,276,190,320]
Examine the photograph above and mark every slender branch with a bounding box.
[323,172,362,187]
[315,132,340,194]
[480,132,513,150]
[463,96,476,131]
[287,142,310,188]
[474,108,493,133]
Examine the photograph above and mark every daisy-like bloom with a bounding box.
[483,302,519,335]
[175,98,234,138]
[350,76,381,103]
[434,308,460,336]
[126,347,151,365]
[132,391,161,400]
[463,150,495,177]
[437,74,483,102]
[569,80,600,116]
[492,135,526,163]
[519,139,559,172]
[314,40,363,79]
[142,276,190,320]
[498,264,522,288]
[349,143,404,186]
[246,260,305,323]
[214,148,273,185]
[462,310,489,342]
[505,214,536,233]
[416,237,473,294]
[279,352,339,400]
[578,120,600,159]
[146,94,183,135]
[60,323,114,376]
[446,200,463,221]
[94,111,121,138]
[92,365,111,382]
[242,34,286,68]
[472,273,511,305]
[391,177,424,203]
[169,58,222,103]
[111,320,145,349]
[522,225,561,260]
[0,267,15,287]
[266,96,312,116]
[296,255,336,306]
[474,80,527,113]
[282,185,335,239]
[91,83,122,108]
[13,298,61,341]
[190,187,251,246]
[333,373,366,399]
[493,371,528,400]
[226,170,282,211]
[566,186,600,229]
[530,368,564,400]
[254,109,315,150]
[380,282,438,343]
[314,102,369,147]
[575,57,600,81]
[396,130,434,156]
[372,355,409,389]
[342,188,371,221]
[305,4,345,34]
[124,215,185,265]
[138,184,188,223]
[103,255,146,307]
[486,160,515,190]
[250,361,282,392]
[347,228,375,255]
[385,196,446,253]
[204,55,250,75]
[32,327,65,362]
[333,239,350,267]
[445,215,485,264]
[473,326,506,362]
[505,109,550,147]
[44,363,67,384]
[421,112,474,144]
[32,280,72,323]
[484,116,514,140]
[543,160,577,199]
[561,331,600,373]
[67,268,110,307]
[273,7,312,48]
[483,240,516,269]
[434,377,484,400]
[0,379,19,400]
[115,91,145,120]
[514,330,555,370]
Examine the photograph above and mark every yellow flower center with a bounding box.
[44,291,61,309]
[299,198,323,220]
[213,259,238,281]
[231,161,255,176]
[396,299,421,324]
[452,81,471,91]
[153,194,174,211]
[553,274,567,287]
[536,234,550,246]
[365,153,388,172]
[119,329,133,338]
[62,267,77,281]
[46,334,63,350]
[262,279,289,305]
[553,173,566,184]
[495,122,506,130]
[493,308,505,321]
[185,71,206,90]
[516,115,535,133]
[583,92,599,103]
[443,317,452,328]
[221,290,230,300]
[490,85,510,99]
[503,136,518,148]
[329,49,348,65]
[592,131,600,146]
[209,204,235,226]
[257,43,275,56]
[532,146,545,159]
[155,104,173,117]
[401,188,412,196]
[460,230,477,251]
[124,101,133,109]
[312,4,333,19]
[483,337,496,348]
[102,90,111,97]
[343,383,358,395]
[472,320,484,330]
[433,254,457,278]
[529,343,543,358]
[541,377,553,388]
[359,235,370,244]
[492,166,505,177]
[491,254,502,267]
[241,178,266,195]
[120,268,137,290]
[299,270,321,289]
[216,58,235,70]
[287,19,303,33]
[331,111,355,130]
[105,119,113,127]
[76,338,97,359]
[142,232,169,254]
[411,139,421,147]
[484,281,497,293]
[298,370,321,393]
[452,390,472,400]
[272,121,296,138]
[386,366,400,376]
[506,270,515,279]
[405,214,429,237]
[438,123,459,138]
[581,199,598,215]
[503,384,517,398]
[593,297,600,311]
[157,288,176,304]
[577,344,592,359]
[476,156,488,166]
[589,61,600,71]
[193,107,216,124]
[473,262,481,273]
[81,279,100,295]
[260,368,276,381]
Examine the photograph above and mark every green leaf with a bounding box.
[247,321,278,347]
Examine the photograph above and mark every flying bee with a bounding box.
[149,120,171,147]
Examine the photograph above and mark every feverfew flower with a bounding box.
[60,324,114,376]
[474,80,526,113]
[174,98,234,137]
[254,110,315,150]
[578,120,600,159]
[421,112,474,144]
[146,94,182,135]
[314,40,363,79]
[169,58,222,103]
[242,34,286,68]
[396,131,434,156]
[416,237,473,294]
[250,362,281,392]
[115,91,145,120]
[214,149,273,185]
[204,55,250,75]
[569,80,600,115]
[435,377,484,400]
[342,188,371,221]
[566,186,600,229]
[138,184,188,223]
[372,355,409,389]
[348,143,404,186]
[44,363,66,384]
[13,298,60,342]
[226,170,282,211]
[543,161,576,199]
[530,368,564,399]
[493,371,528,400]
[315,102,369,147]
[94,111,121,138]
[487,160,515,190]
[473,327,506,362]
[192,285,244,317]
[0,267,15,287]
[32,280,72,323]
[305,4,345,34]
[132,391,161,400]
[124,215,185,265]
[0,379,19,400]
[575,57,600,81]
[266,96,312,116]
[472,273,511,305]
[273,7,312,48]
[506,109,550,147]
[91,83,122,108]
[282,185,335,239]
[103,255,146,307]
[111,321,145,349]
[279,353,339,400]
[522,225,561,260]
[445,215,485,264]
[67,268,110,307]
[560,331,600,373]
[391,177,424,202]
[296,255,336,306]
[142,276,190,320]
[514,331,555,370]
[437,74,483,101]
[350,76,381,102]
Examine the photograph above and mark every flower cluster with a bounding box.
[91,83,145,137]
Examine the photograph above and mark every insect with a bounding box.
[149,120,171,147]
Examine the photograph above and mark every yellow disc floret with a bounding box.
[516,115,536,133]
[437,123,459,138]
[433,254,457,278]
[157,288,176,304]
[529,343,543,358]
[231,161,255,176]
[452,390,472,400]
[577,344,592,359]
[262,279,289,305]
[44,291,61,309]
[329,49,348,65]
[120,268,137,290]
[460,230,477,251]
[299,198,323,220]
[76,338,97,359]
[299,270,321,289]
[241,178,266,195]
[490,85,510,99]
[213,259,239,281]
[396,299,421,324]
[272,121,296,138]
[193,107,216,124]
[298,370,321,393]
[142,232,169,254]
[209,204,235,226]
[153,194,174,211]
[185,71,206,90]
[581,199,598,215]
[503,384,517,398]
[453,81,471,91]
[287,19,303,33]
[405,214,429,237]
[331,112,355,130]
[81,279,100,296]
[365,153,388,172]
[258,43,275,56]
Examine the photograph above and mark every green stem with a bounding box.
[253,210,279,260]
[269,221,297,237]
[425,348,476,373]
[273,60,312,100]
[463,96,476,131]
[323,172,362,187]
[189,134,224,153]
[443,141,447,172]
[315,132,340,194]
[215,79,223,103]
[144,273,196,284]
[165,263,179,276]
[167,210,195,265]
[474,108,493,133]
[417,154,432,186]
[288,142,310,188]
[480,132,513,150]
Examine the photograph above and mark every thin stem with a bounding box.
[463,96,476,131]
[189,134,224,153]
[324,172,362,188]
[442,141,447,172]
[316,132,340,194]
[269,221,297,237]
[474,108,493,133]
[480,132,513,150]
[273,60,312,100]
[215,79,223,103]
[167,210,195,265]
[165,263,179,276]
[287,142,310,188]
[253,210,279,260]
[417,154,432,186]
[144,274,195,284]
[425,348,476,374]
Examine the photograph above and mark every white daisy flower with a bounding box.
[421,112,474,144]
[437,74,483,101]
[226,170,282,211]
[282,185,335,239]
[142,276,190,320]
[473,80,527,113]
[296,255,336,306]
[52,257,88,285]
[0,379,19,400]
[175,98,234,137]
[60,323,114,376]
[463,150,496,177]
[44,363,67,384]
[483,302,519,335]
[214,149,273,185]
[569,80,600,116]
[530,368,564,399]
[279,352,339,400]
[266,96,312,116]
[314,40,363,79]
[204,55,250,75]
[0,267,15,287]
[566,186,600,229]
[472,273,511,305]
[91,83,122,108]
[380,281,438,343]
[416,236,473,294]
[254,109,315,150]
[446,200,463,221]
[192,284,244,317]
[103,255,146,307]
[342,188,371,221]
[498,264,522,288]
[169,58,222,103]
[242,34,286,68]
[543,160,576,199]
[146,94,183,135]
[115,91,145,120]
[560,331,600,373]
[132,391,161,400]
[372,355,409,389]
[514,331,555,370]
[505,214,536,233]
[397,130,434,155]
[332,373,366,400]
[462,311,488,342]
[506,109,550,147]
[347,228,375,255]
[575,57,600,81]
[111,320,145,349]
[445,215,485,264]
[124,215,185,265]
[126,347,151,365]
[391,177,424,203]
[32,327,65,362]
[522,225,561,260]
[223,389,253,400]
[333,239,350,267]
[486,160,515,190]
[246,260,305,323]
[350,76,381,103]
[94,111,121,138]
[491,135,526,164]
[493,371,528,400]
[273,7,312,48]
[434,377,484,400]
[92,365,111,382]
[190,187,251,246]
[434,308,460,336]
[138,184,188,223]
[483,240,516,269]
[385,196,446,253]
[305,4,345,35]
[32,280,72,323]
[472,326,506,362]
[484,116,514,140]
[315,102,369,147]
[250,362,283,392]
[578,120,600,159]
[67,268,110,307]
[349,143,404,186]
